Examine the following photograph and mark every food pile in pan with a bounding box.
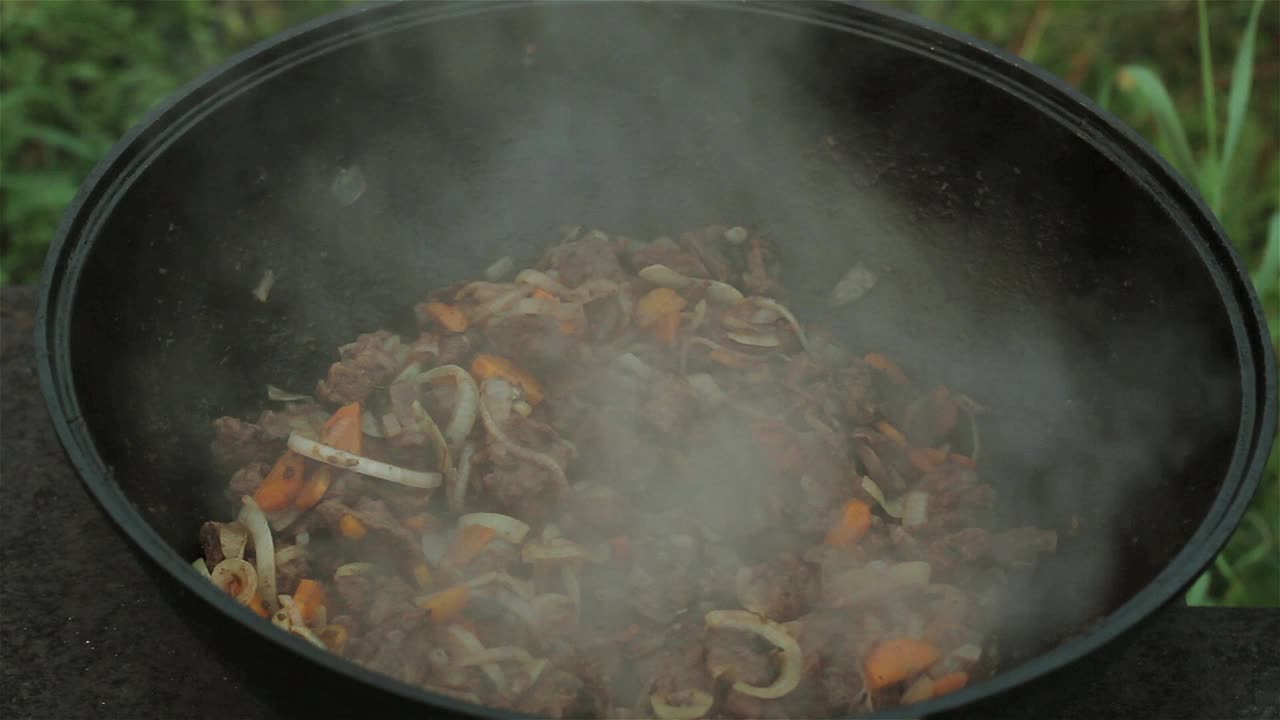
[196,225,1056,718]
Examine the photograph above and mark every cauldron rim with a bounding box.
[35,2,1277,718]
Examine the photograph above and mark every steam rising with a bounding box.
[195,1,1241,711]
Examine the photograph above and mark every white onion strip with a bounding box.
[449,442,475,513]
[862,476,903,518]
[651,689,715,720]
[751,297,809,353]
[515,268,574,297]
[415,365,479,447]
[272,595,326,648]
[704,610,802,699]
[458,512,531,544]
[446,625,506,694]
[902,491,930,529]
[522,539,590,563]
[239,497,278,612]
[466,571,535,599]
[478,379,569,495]
[562,565,581,608]
[412,400,452,473]
[456,646,535,667]
[287,432,442,488]
[218,523,249,560]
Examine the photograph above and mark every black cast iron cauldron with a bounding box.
[36,2,1276,718]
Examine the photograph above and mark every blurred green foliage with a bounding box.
[0,0,1275,605]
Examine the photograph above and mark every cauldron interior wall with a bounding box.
[69,2,1239,672]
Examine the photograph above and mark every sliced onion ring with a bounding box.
[287,432,442,489]
[415,365,479,448]
[209,560,256,600]
[478,379,569,495]
[651,689,715,720]
[218,522,249,561]
[458,512,531,544]
[446,625,506,694]
[704,609,802,699]
[750,297,809,352]
[466,570,535,599]
[239,496,278,612]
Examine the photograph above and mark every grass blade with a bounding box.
[1253,211,1280,298]
[1116,65,1199,180]
[1216,0,1266,210]
[1197,0,1218,199]
[1186,571,1214,606]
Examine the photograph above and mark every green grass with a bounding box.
[1,0,1276,605]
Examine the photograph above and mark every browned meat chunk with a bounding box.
[483,313,578,372]
[741,235,781,296]
[639,374,700,435]
[275,553,311,595]
[681,226,735,282]
[739,553,820,622]
[838,359,878,425]
[517,666,609,719]
[199,521,226,568]
[227,461,270,499]
[437,333,473,366]
[706,630,775,687]
[333,572,373,617]
[316,330,403,405]
[210,417,279,473]
[541,231,625,288]
[479,414,572,521]
[365,575,415,626]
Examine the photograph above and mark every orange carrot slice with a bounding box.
[419,583,470,624]
[470,354,544,406]
[338,514,367,539]
[412,563,433,589]
[875,420,909,447]
[635,287,687,328]
[864,352,911,385]
[252,452,307,511]
[445,524,496,567]
[650,310,681,345]
[864,639,941,689]
[825,500,873,547]
[318,624,349,652]
[293,465,333,511]
[932,671,969,697]
[421,301,469,333]
[248,592,270,618]
[401,514,429,532]
[293,579,327,625]
[321,402,363,455]
[908,447,948,473]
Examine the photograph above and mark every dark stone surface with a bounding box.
[2,283,1277,720]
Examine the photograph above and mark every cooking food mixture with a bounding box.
[195,225,1057,718]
